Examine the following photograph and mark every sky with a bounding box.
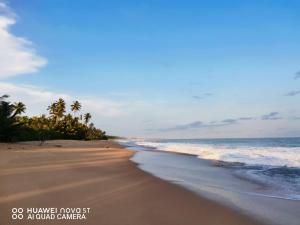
[0,0,300,138]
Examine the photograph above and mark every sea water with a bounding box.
[120,137,300,225]
[129,138,300,200]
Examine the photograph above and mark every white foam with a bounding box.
[134,141,300,167]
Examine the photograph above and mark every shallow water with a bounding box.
[121,139,300,225]
[122,138,300,200]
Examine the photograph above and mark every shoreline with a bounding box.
[129,143,300,225]
[0,140,265,225]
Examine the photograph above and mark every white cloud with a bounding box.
[0,2,46,79]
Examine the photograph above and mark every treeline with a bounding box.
[0,95,107,142]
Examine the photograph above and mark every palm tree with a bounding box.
[47,102,56,116]
[12,102,26,117]
[0,95,14,122]
[56,98,66,118]
[0,95,108,142]
[0,95,26,141]
[83,113,91,125]
[71,100,81,116]
[47,98,66,125]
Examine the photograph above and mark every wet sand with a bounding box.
[0,140,265,225]
[132,149,300,225]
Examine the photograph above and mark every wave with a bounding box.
[133,140,300,168]
[125,139,300,200]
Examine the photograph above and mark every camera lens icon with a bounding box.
[12,208,24,220]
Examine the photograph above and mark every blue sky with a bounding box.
[1,0,300,138]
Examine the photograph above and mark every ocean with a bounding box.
[119,137,300,225]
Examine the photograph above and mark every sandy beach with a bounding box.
[0,140,265,225]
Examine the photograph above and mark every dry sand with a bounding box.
[0,140,265,225]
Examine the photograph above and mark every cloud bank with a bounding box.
[261,112,282,120]
[158,112,284,132]
[192,93,213,100]
[285,90,300,97]
[294,71,300,80]
[0,2,46,79]
[159,118,239,131]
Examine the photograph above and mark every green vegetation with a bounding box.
[0,95,107,142]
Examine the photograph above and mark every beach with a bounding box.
[0,140,264,225]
